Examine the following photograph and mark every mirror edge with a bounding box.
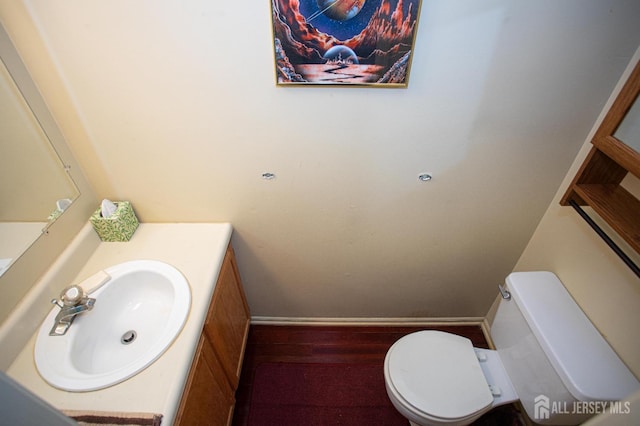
[0,23,98,324]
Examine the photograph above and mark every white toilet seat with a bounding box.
[384,331,494,425]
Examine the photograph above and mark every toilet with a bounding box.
[384,272,640,425]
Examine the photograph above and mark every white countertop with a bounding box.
[5,223,233,426]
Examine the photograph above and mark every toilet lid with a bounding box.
[385,331,493,421]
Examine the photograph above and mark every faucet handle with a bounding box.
[51,298,63,308]
[60,285,85,306]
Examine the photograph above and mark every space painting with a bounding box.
[271,0,421,86]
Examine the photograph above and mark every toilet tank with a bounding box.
[491,271,639,425]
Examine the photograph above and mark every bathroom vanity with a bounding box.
[3,223,250,425]
[174,243,250,426]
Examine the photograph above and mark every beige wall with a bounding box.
[515,48,640,378]
[1,1,639,321]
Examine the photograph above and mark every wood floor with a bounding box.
[232,324,525,425]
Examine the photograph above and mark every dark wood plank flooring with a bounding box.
[232,324,524,425]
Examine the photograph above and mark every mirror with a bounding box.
[0,49,79,277]
[614,95,640,154]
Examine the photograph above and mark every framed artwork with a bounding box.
[271,0,421,87]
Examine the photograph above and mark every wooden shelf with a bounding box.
[561,58,640,259]
[573,184,640,253]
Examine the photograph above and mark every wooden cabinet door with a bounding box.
[204,247,250,389]
[174,335,234,426]
[176,243,250,425]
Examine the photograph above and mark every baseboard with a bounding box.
[481,317,496,349]
[250,316,486,326]
[251,316,494,349]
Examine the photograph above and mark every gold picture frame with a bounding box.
[271,0,422,87]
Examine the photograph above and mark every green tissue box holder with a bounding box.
[90,201,139,242]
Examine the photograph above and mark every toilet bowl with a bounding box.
[384,330,517,426]
[383,272,640,425]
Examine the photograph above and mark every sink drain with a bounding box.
[121,330,137,345]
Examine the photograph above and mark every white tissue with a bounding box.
[56,198,72,212]
[101,199,118,218]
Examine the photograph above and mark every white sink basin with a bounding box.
[35,260,191,391]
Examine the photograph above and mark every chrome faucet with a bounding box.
[49,285,96,336]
